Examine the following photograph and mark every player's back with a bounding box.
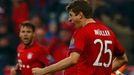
[84,22,115,75]
[65,22,116,75]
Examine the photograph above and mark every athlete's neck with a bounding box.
[24,40,34,49]
[82,18,96,27]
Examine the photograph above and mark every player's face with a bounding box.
[19,26,34,45]
[68,10,81,28]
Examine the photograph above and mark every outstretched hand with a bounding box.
[32,68,44,75]
[11,63,19,75]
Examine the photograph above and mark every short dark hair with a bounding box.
[66,0,93,18]
[19,21,35,32]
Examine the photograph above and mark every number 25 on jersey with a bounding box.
[93,39,112,67]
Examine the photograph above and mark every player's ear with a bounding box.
[19,32,21,38]
[79,12,83,19]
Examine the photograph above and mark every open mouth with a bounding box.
[23,38,29,42]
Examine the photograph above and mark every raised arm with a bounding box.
[32,52,80,75]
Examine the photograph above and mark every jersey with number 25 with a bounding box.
[64,22,124,75]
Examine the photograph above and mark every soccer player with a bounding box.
[32,1,128,75]
[11,21,49,75]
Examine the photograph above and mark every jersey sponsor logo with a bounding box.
[27,52,33,60]
[69,38,75,49]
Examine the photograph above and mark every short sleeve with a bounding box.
[69,29,85,54]
[37,46,49,65]
[38,54,49,66]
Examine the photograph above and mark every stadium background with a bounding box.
[0,0,133,75]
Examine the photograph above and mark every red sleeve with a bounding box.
[38,54,49,65]
[69,29,85,54]
[114,38,124,56]
[37,46,49,65]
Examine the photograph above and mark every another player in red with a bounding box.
[32,1,128,75]
[11,21,49,75]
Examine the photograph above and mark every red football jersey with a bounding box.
[52,44,68,62]
[17,41,49,75]
[64,22,124,75]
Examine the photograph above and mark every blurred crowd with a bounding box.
[0,0,134,75]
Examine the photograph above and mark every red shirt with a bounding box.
[64,22,124,75]
[52,43,68,62]
[17,41,49,75]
